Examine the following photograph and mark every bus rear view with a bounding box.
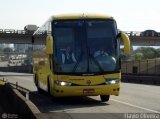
[33,14,130,102]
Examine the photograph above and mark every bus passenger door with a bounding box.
[38,60,48,91]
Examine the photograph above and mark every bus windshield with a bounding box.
[53,19,119,75]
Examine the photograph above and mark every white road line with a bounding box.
[111,99,160,113]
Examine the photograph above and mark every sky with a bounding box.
[0,0,160,32]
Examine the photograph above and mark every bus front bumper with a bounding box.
[53,84,120,97]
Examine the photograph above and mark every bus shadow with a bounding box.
[29,91,110,113]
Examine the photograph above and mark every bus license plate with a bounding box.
[83,89,95,94]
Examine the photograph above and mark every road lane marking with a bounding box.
[111,99,160,113]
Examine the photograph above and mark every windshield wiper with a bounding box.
[89,54,104,72]
[72,52,83,72]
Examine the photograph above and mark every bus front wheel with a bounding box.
[35,74,43,93]
[100,95,110,102]
[34,74,38,86]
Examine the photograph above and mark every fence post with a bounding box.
[139,60,140,74]
[155,59,156,74]
[146,60,148,74]
[132,60,134,73]
[16,82,18,89]
[26,92,29,100]
[126,62,128,74]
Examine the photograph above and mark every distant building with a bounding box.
[0,44,10,49]
[14,44,32,53]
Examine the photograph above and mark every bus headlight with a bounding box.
[105,79,119,85]
[55,81,72,86]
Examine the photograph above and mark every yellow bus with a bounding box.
[32,14,130,102]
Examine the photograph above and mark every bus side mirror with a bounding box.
[120,32,130,54]
[46,35,53,55]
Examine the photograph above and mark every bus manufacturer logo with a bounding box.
[2,113,7,119]
[86,80,91,85]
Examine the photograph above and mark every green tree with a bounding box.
[135,52,143,60]
[156,48,160,57]
[134,47,157,59]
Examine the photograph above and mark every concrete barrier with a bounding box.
[0,83,40,119]
[122,75,160,85]
[0,65,32,73]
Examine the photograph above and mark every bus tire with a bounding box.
[35,74,43,93]
[47,77,51,95]
[100,95,110,102]
[34,74,38,86]
[37,87,43,93]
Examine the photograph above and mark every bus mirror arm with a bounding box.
[46,35,53,55]
[119,32,130,55]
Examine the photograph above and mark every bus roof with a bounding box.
[52,13,113,20]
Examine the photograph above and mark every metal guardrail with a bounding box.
[124,30,160,37]
[0,78,30,92]
[124,31,141,36]
[0,29,32,34]
[0,29,25,34]
[0,29,47,35]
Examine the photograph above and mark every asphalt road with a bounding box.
[0,72,160,119]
